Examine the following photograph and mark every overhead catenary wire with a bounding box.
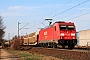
[65,12,90,21]
[22,0,90,34]
[30,12,90,34]
[23,20,45,33]
[45,0,73,17]
[19,23,29,30]
[31,0,74,25]
[51,0,89,18]
[29,0,74,27]
[26,0,75,31]
[60,8,89,20]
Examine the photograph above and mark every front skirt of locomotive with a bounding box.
[58,39,77,46]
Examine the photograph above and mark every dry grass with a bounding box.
[8,49,42,60]
[7,49,61,60]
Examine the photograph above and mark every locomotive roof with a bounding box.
[41,21,73,30]
[55,21,65,23]
[54,21,73,23]
[41,25,53,30]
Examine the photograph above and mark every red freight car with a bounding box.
[38,21,77,49]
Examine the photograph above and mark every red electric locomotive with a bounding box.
[38,21,77,49]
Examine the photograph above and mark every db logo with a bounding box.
[44,31,47,35]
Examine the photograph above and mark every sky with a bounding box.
[0,0,90,40]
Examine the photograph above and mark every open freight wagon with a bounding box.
[20,32,38,46]
[11,32,38,50]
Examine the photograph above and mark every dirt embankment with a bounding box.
[0,49,20,60]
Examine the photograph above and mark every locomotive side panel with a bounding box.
[39,26,54,43]
[53,23,60,42]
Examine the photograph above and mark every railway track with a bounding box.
[20,45,90,52]
[58,48,90,52]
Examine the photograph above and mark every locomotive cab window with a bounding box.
[60,26,67,30]
[68,26,74,30]
[60,25,74,30]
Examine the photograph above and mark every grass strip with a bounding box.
[7,49,42,60]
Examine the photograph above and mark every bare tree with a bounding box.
[0,16,6,48]
[0,16,5,38]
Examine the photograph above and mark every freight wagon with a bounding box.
[77,29,90,48]
[21,32,38,46]
[11,32,38,50]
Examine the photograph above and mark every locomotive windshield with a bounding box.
[60,25,74,30]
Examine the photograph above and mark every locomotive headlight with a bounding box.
[72,37,75,39]
[60,33,64,36]
[71,33,75,36]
